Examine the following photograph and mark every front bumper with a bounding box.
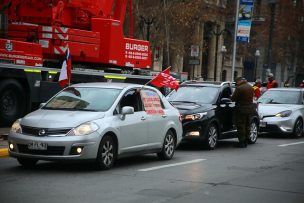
[181,119,209,141]
[8,131,101,161]
[259,116,294,134]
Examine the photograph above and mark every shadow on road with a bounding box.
[2,154,165,173]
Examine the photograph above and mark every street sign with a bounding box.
[190,45,199,57]
[189,59,200,65]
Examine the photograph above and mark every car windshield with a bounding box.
[258,90,301,104]
[44,87,122,111]
[167,86,219,104]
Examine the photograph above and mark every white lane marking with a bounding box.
[278,141,304,147]
[138,159,206,172]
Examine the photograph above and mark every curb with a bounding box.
[0,148,8,158]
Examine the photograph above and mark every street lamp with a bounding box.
[221,45,227,81]
[140,16,156,41]
[212,25,229,81]
[254,49,260,80]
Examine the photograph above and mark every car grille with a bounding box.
[17,144,65,156]
[21,126,71,137]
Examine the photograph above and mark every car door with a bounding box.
[217,86,234,132]
[117,89,148,153]
[140,88,167,149]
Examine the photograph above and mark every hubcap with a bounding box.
[102,141,114,166]
[250,122,258,142]
[295,120,303,137]
[208,126,217,148]
[164,134,174,157]
[1,90,16,115]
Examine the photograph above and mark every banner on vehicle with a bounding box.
[140,90,164,115]
[237,0,255,43]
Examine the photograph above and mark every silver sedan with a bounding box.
[8,83,183,170]
[258,88,304,137]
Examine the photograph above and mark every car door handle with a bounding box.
[162,115,167,118]
[141,116,146,121]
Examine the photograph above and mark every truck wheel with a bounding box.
[0,79,26,126]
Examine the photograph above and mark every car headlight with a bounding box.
[183,112,207,121]
[275,110,292,118]
[11,119,22,133]
[67,122,99,136]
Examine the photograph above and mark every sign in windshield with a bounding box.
[44,87,122,111]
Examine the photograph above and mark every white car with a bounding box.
[258,88,304,137]
[8,83,183,170]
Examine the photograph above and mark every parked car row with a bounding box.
[7,82,304,170]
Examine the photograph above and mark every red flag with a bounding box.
[150,68,179,90]
[58,48,71,88]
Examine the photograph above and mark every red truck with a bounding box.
[0,0,153,126]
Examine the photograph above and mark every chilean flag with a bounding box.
[150,67,179,91]
[58,48,71,88]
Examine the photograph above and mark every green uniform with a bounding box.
[231,81,254,144]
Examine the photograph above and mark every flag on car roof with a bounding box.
[58,48,71,88]
[149,67,179,91]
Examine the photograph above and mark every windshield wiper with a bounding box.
[42,107,98,112]
[170,101,201,105]
[72,108,98,112]
[268,101,281,104]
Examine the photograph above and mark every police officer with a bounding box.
[231,77,254,148]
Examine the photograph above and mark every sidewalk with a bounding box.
[0,128,9,157]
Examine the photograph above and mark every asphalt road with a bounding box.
[0,136,304,203]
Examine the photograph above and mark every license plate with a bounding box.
[260,121,267,127]
[28,142,47,150]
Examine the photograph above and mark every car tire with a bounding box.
[293,118,303,138]
[17,158,38,168]
[204,123,218,150]
[0,79,26,126]
[96,136,116,170]
[248,120,258,144]
[157,130,176,160]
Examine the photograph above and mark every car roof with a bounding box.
[71,82,143,89]
[181,81,231,88]
[267,88,303,91]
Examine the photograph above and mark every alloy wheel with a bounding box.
[294,119,303,137]
[164,133,175,157]
[208,125,218,149]
[102,141,114,167]
[249,121,258,143]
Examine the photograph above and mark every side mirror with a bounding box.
[220,98,232,104]
[120,106,134,120]
[39,103,46,108]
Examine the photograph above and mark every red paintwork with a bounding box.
[1,0,151,69]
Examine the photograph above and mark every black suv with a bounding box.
[167,81,259,149]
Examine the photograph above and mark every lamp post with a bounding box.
[140,16,156,41]
[221,45,227,81]
[212,25,228,81]
[254,49,260,80]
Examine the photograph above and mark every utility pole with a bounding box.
[231,0,240,82]
[267,1,276,75]
[163,0,170,68]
